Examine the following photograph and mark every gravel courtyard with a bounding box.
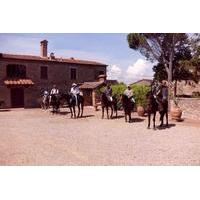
[0,107,200,165]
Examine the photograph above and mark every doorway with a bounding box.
[11,88,24,108]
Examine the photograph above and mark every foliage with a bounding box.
[97,83,150,108]
[97,83,127,98]
[127,33,191,83]
[131,85,150,107]
[192,92,200,98]
[153,62,194,82]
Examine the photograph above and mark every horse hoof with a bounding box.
[147,126,150,129]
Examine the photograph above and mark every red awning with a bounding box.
[4,79,34,86]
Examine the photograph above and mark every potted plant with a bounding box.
[132,85,150,117]
[171,96,182,121]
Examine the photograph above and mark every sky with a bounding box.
[0,33,154,83]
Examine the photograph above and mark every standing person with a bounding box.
[70,83,80,105]
[42,88,49,109]
[104,84,113,102]
[124,85,135,103]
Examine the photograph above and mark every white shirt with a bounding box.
[124,89,133,98]
[70,86,80,95]
[50,88,59,95]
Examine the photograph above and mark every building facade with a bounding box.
[0,40,107,108]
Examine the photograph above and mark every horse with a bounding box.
[41,94,49,110]
[49,94,60,114]
[60,93,84,118]
[120,94,134,123]
[146,91,158,129]
[146,91,168,129]
[101,93,118,119]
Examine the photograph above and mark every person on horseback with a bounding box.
[70,83,80,105]
[43,89,49,96]
[124,85,135,103]
[50,84,59,95]
[104,84,113,102]
[50,84,59,102]
[161,82,168,102]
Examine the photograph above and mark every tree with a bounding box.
[183,34,200,82]
[153,46,194,82]
[127,33,191,85]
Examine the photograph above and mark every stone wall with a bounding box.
[174,98,200,121]
[0,59,106,108]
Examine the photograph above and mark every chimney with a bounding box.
[40,40,48,57]
[98,74,107,82]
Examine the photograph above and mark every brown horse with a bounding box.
[101,93,118,119]
[146,91,168,129]
[60,93,84,118]
[121,94,134,122]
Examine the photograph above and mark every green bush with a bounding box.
[97,83,126,98]
[192,91,200,98]
[131,85,150,107]
[97,83,150,108]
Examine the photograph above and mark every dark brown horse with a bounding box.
[50,94,60,114]
[60,93,84,118]
[101,93,118,119]
[146,91,168,129]
[121,94,134,122]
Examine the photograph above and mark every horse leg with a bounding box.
[110,107,113,119]
[159,112,164,127]
[73,106,76,118]
[102,106,104,119]
[166,111,169,127]
[147,113,151,129]
[69,106,73,118]
[106,107,109,119]
[129,111,131,123]
[153,112,156,129]
[81,103,84,117]
[125,111,127,122]
[77,104,80,118]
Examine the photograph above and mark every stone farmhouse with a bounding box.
[0,40,107,108]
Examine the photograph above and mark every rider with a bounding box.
[104,84,113,102]
[70,83,80,105]
[50,84,59,102]
[124,85,135,103]
[50,84,59,95]
[151,80,162,101]
[43,88,49,97]
[161,81,168,102]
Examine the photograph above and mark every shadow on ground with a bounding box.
[156,123,176,130]
[112,115,124,119]
[0,109,11,112]
[79,115,95,118]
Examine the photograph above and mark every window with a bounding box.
[99,70,104,75]
[70,68,77,80]
[7,64,26,78]
[40,66,48,79]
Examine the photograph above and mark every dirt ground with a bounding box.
[0,107,200,165]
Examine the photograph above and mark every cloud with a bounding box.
[126,59,153,83]
[107,65,123,80]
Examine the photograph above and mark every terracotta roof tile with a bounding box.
[4,79,34,86]
[80,81,105,89]
[0,53,107,66]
